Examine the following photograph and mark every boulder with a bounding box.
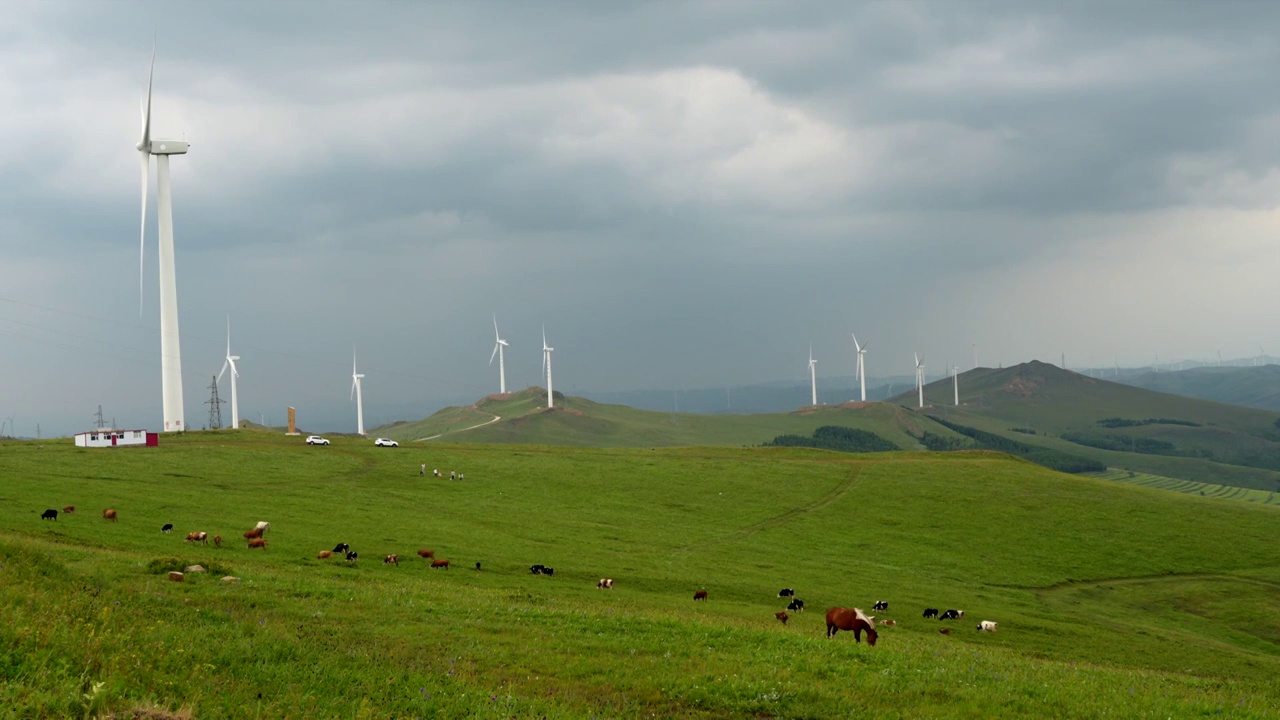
[167,571,184,582]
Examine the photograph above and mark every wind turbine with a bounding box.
[351,349,365,436]
[914,353,925,408]
[542,326,555,409]
[489,315,509,394]
[953,365,960,406]
[808,346,818,406]
[137,46,190,432]
[852,334,867,402]
[217,316,240,429]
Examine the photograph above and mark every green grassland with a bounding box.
[2,432,1280,718]
[1121,364,1280,413]
[1086,468,1280,504]
[376,387,965,450]
[905,361,1280,491]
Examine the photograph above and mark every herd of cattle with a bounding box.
[38,504,1000,639]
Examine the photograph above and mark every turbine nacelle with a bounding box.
[146,139,190,155]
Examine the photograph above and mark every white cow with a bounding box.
[978,620,998,632]
[254,521,270,535]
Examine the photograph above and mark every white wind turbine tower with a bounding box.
[542,327,555,409]
[914,353,925,408]
[852,334,867,402]
[137,47,191,432]
[217,316,240,429]
[808,346,818,406]
[351,349,366,436]
[490,315,509,394]
[953,365,960,406]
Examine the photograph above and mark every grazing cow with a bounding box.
[417,549,435,559]
[332,543,350,554]
[775,611,789,625]
[922,608,939,619]
[384,554,399,565]
[939,609,964,621]
[693,590,708,601]
[213,534,222,549]
[825,607,878,646]
[873,600,889,611]
[62,505,75,513]
[248,538,267,549]
[474,562,482,571]
[541,567,555,576]
[345,551,359,561]
[254,521,270,535]
[529,564,545,574]
[939,628,952,635]
[102,508,117,522]
[977,621,998,633]
[185,532,207,545]
[597,578,614,589]
[244,527,264,540]
[317,550,333,559]
[778,588,795,598]
[879,619,897,627]
[161,523,174,533]
[787,598,805,612]
[431,559,450,569]
[41,509,58,521]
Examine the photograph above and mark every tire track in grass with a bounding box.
[677,463,865,552]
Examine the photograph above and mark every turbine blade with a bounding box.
[489,343,499,366]
[140,46,154,150]
[225,315,232,355]
[351,377,357,401]
[218,359,228,383]
[138,151,149,315]
[493,314,500,340]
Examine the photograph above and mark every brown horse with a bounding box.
[825,607,878,646]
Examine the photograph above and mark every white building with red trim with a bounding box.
[73,429,158,448]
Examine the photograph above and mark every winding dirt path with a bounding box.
[415,413,501,441]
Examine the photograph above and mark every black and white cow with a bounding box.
[41,509,58,521]
[939,609,964,621]
[333,543,351,554]
[778,588,795,598]
[922,608,939,619]
[873,600,889,611]
[161,523,174,533]
[786,598,805,612]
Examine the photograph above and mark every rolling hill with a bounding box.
[1118,364,1280,412]
[897,361,1280,490]
[374,386,967,449]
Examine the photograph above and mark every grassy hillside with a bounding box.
[2,433,1279,717]
[899,361,1280,490]
[1119,364,1280,412]
[376,387,965,450]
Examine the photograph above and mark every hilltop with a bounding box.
[374,386,964,449]
[897,360,1280,490]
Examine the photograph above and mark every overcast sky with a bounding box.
[2,0,1279,436]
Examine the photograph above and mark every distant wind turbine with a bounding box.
[137,46,191,432]
[490,315,509,394]
[808,346,818,406]
[217,316,240,429]
[542,326,555,409]
[852,334,867,402]
[953,365,960,406]
[914,353,925,409]
[351,349,365,436]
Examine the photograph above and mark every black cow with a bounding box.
[530,564,545,574]
[922,608,939,619]
[940,609,963,621]
[41,509,58,521]
[333,543,351,554]
[873,600,889,611]
[786,598,805,612]
[345,551,359,562]
[161,523,174,533]
[474,562,482,571]
[541,567,555,576]
[778,588,795,597]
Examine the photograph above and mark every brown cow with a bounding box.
[384,554,399,565]
[417,549,435,559]
[939,628,952,635]
[62,505,75,513]
[247,538,266,550]
[184,532,207,545]
[317,550,333,559]
[244,527,264,540]
[430,559,450,569]
[880,619,897,627]
[102,508,117,522]
[825,607,878,646]
[775,611,789,625]
[213,534,222,548]
[693,590,708,601]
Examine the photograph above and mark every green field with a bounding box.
[1086,468,1280,504]
[2,432,1280,718]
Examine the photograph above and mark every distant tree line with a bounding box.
[929,418,1105,474]
[1062,432,1177,455]
[1009,427,1037,435]
[764,426,898,453]
[1096,418,1202,429]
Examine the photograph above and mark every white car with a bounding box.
[305,435,330,446]
[374,438,398,448]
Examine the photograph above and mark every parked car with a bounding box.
[305,435,330,446]
[374,438,398,447]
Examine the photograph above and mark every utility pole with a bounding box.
[206,375,224,430]
[36,423,40,439]
[94,405,106,430]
